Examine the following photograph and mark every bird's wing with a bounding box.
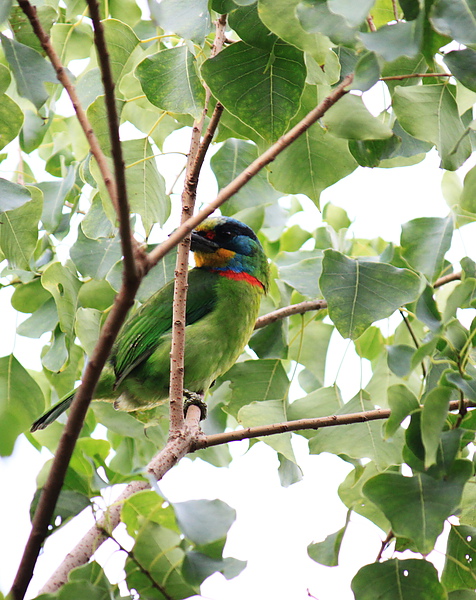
[111,268,219,387]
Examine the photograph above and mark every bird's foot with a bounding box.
[183,390,207,421]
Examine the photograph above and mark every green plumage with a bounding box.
[31,217,269,431]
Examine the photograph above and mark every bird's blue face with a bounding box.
[192,217,269,290]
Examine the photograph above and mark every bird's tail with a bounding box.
[30,391,76,432]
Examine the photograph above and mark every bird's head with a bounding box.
[191,216,269,292]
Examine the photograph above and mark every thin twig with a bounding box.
[194,399,474,450]
[168,14,228,433]
[399,309,427,378]
[381,72,451,81]
[146,74,355,270]
[434,271,462,288]
[376,530,394,562]
[254,300,328,329]
[366,16,377,32]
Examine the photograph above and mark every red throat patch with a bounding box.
[218,270,265,290]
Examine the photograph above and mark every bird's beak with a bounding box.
[191,230,219,253]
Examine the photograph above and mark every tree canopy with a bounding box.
[2,1,476,599]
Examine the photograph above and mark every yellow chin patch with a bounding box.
[194,248,235,268]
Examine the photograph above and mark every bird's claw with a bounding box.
[183,391,207,420]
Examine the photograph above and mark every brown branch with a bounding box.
[17,0,143,278]
[86,0,139,280]
[376,530,394,562]
[255,300,328,329]
[381,72,451,81]
[253,269,462,330]
[434,270,462,288]
[37,405,203,594]
[366,15,377,32]
[168,14,227,433]
[11,281,141,600]
[11,3,144,599]
[195,399,473,450]
[146,74,354,270]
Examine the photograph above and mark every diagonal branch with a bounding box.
[37,405,203,594]
[146,73,354,270]
[85,0,139,280]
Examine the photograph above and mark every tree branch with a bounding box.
[85,0,139,280]
[11,3,144,598]
[16,0,142,272]
[168,14,228,432]
[381,72,451,81]
[194,399,473,449]
[37,405,203,594]
[146,73,355,270]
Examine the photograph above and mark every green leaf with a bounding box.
[338,463,391,532]
[400,215,453,282]
[308,510,350,566]
[70,225,121,279]
[0,94,23,151]
[238,399,296,462]
[228,3,278,50]
[37,166,76,233]
[259,0,331,62]
[352,558,446,600]
[0,354,44,455]
[30,489,90,535]
[278,254,322,298]
[393,85,472,171]
[210,139,281,215]
[224,359,289,418]
[173,499,236,545]
[202,40,306,143]
[0,178,31,212]
[322,94,393,140]
[296,0,358,45]
[387,344,416,378]
[442,524,476,591]
[320,249,421,339]
[20,109,50,154]
[385,384,419,438]
[183,551,246,586]
[460,166,476,215]
[92,138,169,235]
[444,49,476,93]
[0,33,57,109]
[17,298,58,338]
[41,262,81,339]
[86,94,125,156]
[42,328,69,372]
[136,46,205,119]
[360,18,424,62]
[0,185,42,270]
[125,521,198,599]
[349,51,381,92]
[363,461,473,554]
[75,307,101,357]
[309,391,405,469]
[288,320,333,386]
[421,386,452,468]
[430,0,476,45]
[149,0,211,43]
[328,0,375,26]
[103,19,140,85]
[269,119,357,205]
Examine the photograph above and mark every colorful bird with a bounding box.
[31,216,269,431]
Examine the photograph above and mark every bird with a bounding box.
[31,216,270,431]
